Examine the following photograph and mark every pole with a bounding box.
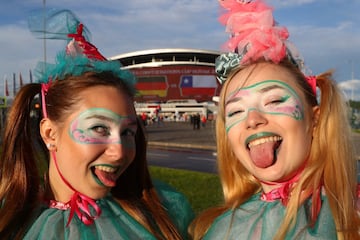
[43,0,46,71]
[351,60,354,101]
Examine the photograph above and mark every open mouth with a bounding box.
[246,134,283,168]
[91,165,120,187]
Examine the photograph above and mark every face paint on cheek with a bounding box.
[69,108,137,145]
[264,95,304,120]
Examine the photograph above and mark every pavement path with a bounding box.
[146,121,360,159]
[145,121,216,150]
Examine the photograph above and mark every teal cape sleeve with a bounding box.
[23,180,194,240]
[204,193,337,240]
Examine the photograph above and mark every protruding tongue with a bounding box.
[94,168,117,187]
[249,141,280,168]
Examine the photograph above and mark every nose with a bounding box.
[245,108,267,129]
[105,143,125,160]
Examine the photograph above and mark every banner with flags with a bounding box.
[179,75,217,96]
[135,76,168,97]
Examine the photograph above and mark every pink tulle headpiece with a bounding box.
[220,0,288,64]
[215,0,316,95]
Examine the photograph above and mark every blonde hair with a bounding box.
[190,61,360,239]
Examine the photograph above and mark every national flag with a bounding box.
[29,69,33,83]
[135,76,168,97]
[179,75,217,96]
[19,72,24,88]
[4,78,9,96]
[13,73,16,96]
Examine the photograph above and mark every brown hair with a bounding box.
[0,71,182,239]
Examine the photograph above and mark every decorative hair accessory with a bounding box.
[28,9,136,92]
[215,0,316,95]
[41,80,52,118]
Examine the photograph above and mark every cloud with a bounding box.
[1,0,360,95]
[271,0,317,7]
[338,79,360,100]
[338,79,360,90]
[287,22,360,81]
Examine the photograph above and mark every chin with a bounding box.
[254,164,289,182]
[87,188,111,200]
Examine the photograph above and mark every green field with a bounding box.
[0,144,223,214]
[149,166,223,214]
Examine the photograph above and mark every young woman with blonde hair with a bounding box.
[190,0,359,239]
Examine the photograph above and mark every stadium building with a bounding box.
[109,48,221,103]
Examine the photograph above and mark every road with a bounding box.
[145,122,360,178]
[147,146,217,174]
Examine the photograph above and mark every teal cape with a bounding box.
[204,193,336,240]
[24,180,194,239]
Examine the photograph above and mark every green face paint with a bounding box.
[225,80,304,132]
[69,108,137,148]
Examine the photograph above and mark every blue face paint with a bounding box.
[69,108,137,148]
[225,80,304,132]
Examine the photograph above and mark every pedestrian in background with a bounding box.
[201,115,207,128]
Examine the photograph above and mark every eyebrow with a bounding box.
[259,84,285,93]
[85,115,118,123]
[85,115,136,125]
[225,84,286,106]
[225,96,242,106]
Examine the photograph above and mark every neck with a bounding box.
[48,158,73,202]
[258,164,306,205]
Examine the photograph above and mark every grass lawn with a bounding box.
[149,166,223,214]
[0,146,222,214]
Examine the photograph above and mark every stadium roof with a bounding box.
[108,48,221,69]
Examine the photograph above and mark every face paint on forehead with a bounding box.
[69,108,137,145]
[225,80,305,132]
[226,80,300,101]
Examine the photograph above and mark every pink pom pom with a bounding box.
[219,0,289,65]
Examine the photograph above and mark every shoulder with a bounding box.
[153,179,194,215]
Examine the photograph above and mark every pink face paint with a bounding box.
[225,80,304,132]
[69,108,137,148]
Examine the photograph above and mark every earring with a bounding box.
[46,143,55,150]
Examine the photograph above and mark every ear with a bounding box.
[40,118,57,151]
[311,105,320,135]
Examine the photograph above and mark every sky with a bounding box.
[1,0,360,100]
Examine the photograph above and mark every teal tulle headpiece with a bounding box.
[28,9,136,92]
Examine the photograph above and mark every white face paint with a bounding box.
[69,108,137,148]
[225,80,304,132]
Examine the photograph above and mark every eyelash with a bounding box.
[121,128,136,137]
[90,125,136,137]
[227,110,244,117]
[90,125,110,136]
[227,96,289,117]
[266,96,289,105]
